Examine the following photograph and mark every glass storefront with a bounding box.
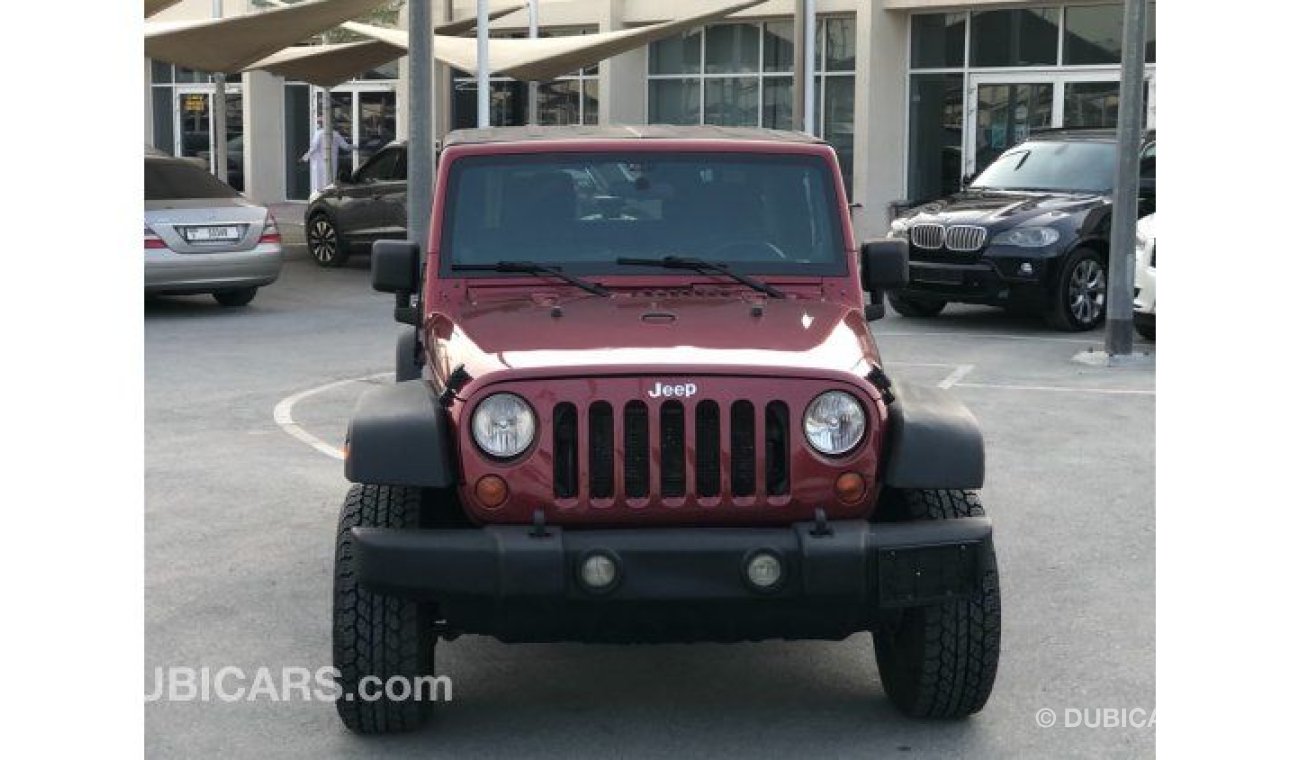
[149,62,244,192]
[648,18,856,193]
[906,2,1156,203]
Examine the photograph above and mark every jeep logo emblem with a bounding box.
[648,381,697,399]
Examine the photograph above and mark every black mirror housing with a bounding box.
[861,239,909,292]
[372,240,420,294]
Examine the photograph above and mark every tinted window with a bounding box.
[441,153,845,275]
[971,140,1117,193]
[1064,4,1122,65]
[145,160,239,200]
[911,13,966,69]
[355,149,400,182]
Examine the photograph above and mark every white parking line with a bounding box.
[273,372,393,460]
[955,382,1154,396]
[939,364,976,389]
[875,331,1102,345]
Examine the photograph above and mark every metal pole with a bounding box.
[803,0,817,135]
[792,0,806,133]
[527,0,539,125]
[212,0,228,181]
[1103,0,1148,357]
[409,0,435,250]
[476,0,490,127]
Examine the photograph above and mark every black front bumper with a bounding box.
[901,248,1059,307]
[352,518,993,643]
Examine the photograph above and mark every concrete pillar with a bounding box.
[397,2,410,140]
[242,70,287,204]
[850,3,907,237]
[600,0,646,125]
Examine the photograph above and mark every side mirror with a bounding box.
[372,240,422,325]
[860,240,909,323]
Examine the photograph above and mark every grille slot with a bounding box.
[695,401,721,497]
[731,401,757,497]
[624,401,650,498]
[588,402,614,499]
[660,402,686,497]
[944,224,987,252]
[765,402,790,496]
[553,403,578,499]
[910,223,944,250]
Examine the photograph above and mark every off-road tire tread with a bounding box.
[333,484,433,734]
[873,489,1001,719]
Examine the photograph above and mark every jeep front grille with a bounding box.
[944,225,987,252]
[553,399,791,501]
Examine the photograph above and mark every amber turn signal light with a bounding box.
[474,475,509,508]
[834,472,867,504]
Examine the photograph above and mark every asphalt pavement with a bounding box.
[145,242,1155,758]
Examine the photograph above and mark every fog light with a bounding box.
[474,475,508,509]
[1018,262,1035,276]
[745,551,783,590]
[834,472,867,504]
[580,553,619,591]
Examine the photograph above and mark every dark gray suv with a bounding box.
[305,141,407,267]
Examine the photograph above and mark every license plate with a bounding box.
[913,267,964,285]
[183,225,240,243]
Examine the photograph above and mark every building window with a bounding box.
[451,28,600,128]
[970,7,1060,68]
[906,4,1157,202]
[648,19,856,194]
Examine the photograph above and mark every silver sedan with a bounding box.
[145,154,282,307]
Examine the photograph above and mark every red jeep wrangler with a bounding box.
[333,126,1000,733]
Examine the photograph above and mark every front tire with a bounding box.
[872,489,1001,718]
[333,484,435,734]
[308,212,349,268]
[888,293,948,317]
[1046,247,1106,331]
[1136,320,1156,340]
[212,287,257,307]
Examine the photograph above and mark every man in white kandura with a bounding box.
[301,117,353,194]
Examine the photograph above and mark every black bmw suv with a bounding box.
[888,128,1155,331]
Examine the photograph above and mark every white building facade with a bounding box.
[146,0,1156,235]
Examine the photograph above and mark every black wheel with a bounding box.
[1046,247,1106,331]
[212,287,257,307]
[1136,321,1156,340]
[308,212,349,268]
[333,484,435,734]
[872,489,1001,719]
[888,292,947,317]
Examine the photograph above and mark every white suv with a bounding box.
[1133,214,1156,340]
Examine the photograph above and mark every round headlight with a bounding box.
[471,393,536,459]
[803,391,867,456]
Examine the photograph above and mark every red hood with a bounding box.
[427,287,881,385]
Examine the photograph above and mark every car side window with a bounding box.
[1139,142,1156,180]
[355,149,400,183]
[393,149,407,181]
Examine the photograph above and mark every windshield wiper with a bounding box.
[615,256,786,299]
[451,261,610,297]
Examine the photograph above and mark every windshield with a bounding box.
[439,152,846,276]
[970,140,1117,193]
[145,159,240,201]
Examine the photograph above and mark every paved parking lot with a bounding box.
[145,243,1154,758]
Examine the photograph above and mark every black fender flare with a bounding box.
[344,381,455,488]
[395,327,423,382]
[882,381,984,490]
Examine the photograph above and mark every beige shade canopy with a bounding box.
[144,0,390,74]
[343,0,765,81]
[245,40,408,88]
[144,0,184,17]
